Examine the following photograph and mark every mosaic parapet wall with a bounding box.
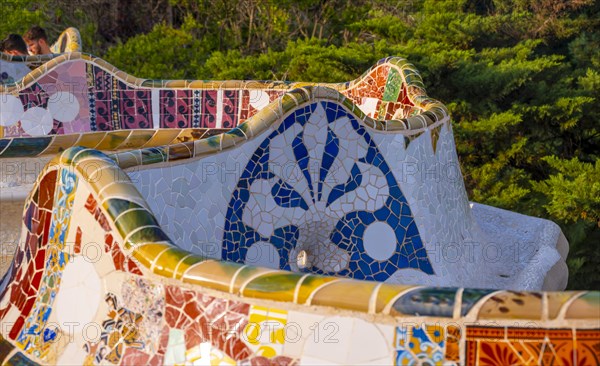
[0,54,430,153]
[0,142,597,365]
[0,54,438,207]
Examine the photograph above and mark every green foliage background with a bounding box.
[3,0,599,289]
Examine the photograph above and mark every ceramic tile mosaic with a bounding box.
[465,327,600,365]
[1,54,436,156]
[0,51,597,365]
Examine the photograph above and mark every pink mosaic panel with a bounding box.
[221,90,239,129]
[118,88,152,130]
[160,90,192,128]
[200,90,217,128]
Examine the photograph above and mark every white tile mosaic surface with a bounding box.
[129,100,567,290]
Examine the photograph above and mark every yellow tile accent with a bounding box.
[230,266,280,295]
[242,272,305,302]
[97,182,143,203]
[309,280,377,312]
[375,283,414,314]
[120,129,156,149]
[153,247,206,279]
[565,292,600,319]
[547,292,579,320]
[129,242,172,268]
[193,139,219,159]
[182,260,243,293]
[113,151,142,169]
[144,129,182,147]
[75,132,110,148]
[41,134,80,155]
[219,133,238,150]
[478,291,543,320]
[295,275,339,304]
[94,130,131,150]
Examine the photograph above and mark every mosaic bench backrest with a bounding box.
[0,54,431,157]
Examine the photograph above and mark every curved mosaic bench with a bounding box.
[49,27,82,54]
[1,76,597,364]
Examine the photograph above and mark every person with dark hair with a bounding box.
[23,25,52,55]
[1,34,28,56]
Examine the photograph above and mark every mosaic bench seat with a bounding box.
[0,53,596,364]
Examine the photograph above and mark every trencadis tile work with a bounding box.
[0,39,597,364]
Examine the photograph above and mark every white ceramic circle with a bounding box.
[363,221,397,261]
[245,241,280,269]
[47,91,80,122]
[249,90,270,110]
[0,94,24,126]
[20,107,54,136]
[54,256,101,332]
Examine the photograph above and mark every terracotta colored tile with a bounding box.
[74,227,82,254]
[445,325,461,362]
[119,347,150,366]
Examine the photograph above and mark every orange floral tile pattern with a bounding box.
[466,326,600,365]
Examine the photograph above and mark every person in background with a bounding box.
[1,34,29,56]
[22,26,52,55]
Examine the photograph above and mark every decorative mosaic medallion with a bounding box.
[223,101,433,281]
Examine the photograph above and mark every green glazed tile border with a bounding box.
[114,209,161,240]
[242,272,305,302]
[0,138,51,157]
[103,198,145,222]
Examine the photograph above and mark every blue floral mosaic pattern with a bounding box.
[223,101,433,281]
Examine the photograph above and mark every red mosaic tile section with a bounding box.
[118,87,152,130]
[0,193,52,341]
[200,90,217,128]
[109,237,143,276]
[165,285,253,362]
[85,193,111,231]
[466,327,600,366]
[119,347,149,366]
[398,84,413,106]
[160,90,193,129]
[74,227,82,254]
[83,193,142,275]
[147,325,169,366]
[344,66,389,113]
[221,90,239,129]
[239,90,251,123]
